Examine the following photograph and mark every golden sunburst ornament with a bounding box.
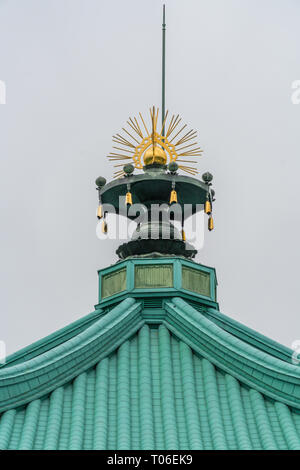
[107,106,203,178]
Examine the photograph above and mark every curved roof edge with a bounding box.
[0,298,144,412]
[1,296,300,413]
[165,298,300,409]
[204,306,294,363]
[1,308,106,368]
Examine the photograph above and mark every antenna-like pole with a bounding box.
[162,4,166,136]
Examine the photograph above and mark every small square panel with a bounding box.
[135,264,173,289]
[182,266,210,297]
[102,268,127,299]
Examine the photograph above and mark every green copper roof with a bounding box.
[0,297,300,450]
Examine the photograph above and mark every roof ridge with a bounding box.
[1,308,106,368]
[164,297,300,409]
[0,298,144,412]
[204,306,293,363]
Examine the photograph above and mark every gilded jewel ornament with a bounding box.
[107,106,203,177]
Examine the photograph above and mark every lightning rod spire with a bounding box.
[162,4,166,136]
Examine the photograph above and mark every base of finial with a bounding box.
[116,239,197,260]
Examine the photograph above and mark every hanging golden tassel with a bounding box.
[169,189,178,204]
[182,229,186,241]
[102,219,108,234]
[97,205,103,219]
[205,199,212,215]
[125,191,132,206]
[208,216,214,231]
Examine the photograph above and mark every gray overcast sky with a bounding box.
[0,0,300,354]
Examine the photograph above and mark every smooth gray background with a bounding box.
[0,0,299,355]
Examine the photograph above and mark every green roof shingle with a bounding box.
[0,297,300,450]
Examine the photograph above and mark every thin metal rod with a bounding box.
[162,4,166,136]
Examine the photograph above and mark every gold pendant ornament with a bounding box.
[205,199,212,215]
[125,191,132,206]
[169,189,178,204]
[208,216,214,231]
[102,219,108,234]
[97,205,103,219]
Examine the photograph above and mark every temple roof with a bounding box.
[0,296,300,450]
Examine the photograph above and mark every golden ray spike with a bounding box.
[176,135,197,146]
[134,116,143,139]
[109,156,132,161]
[176,138,197,149]
[177,159,199,163]
[179,162,197,167]
[113,163,129,167]
[160,110,169,135]
[179,162,198,169]
[169,124,187,143]
[112,137,128,146]
[109,152,134,157]
[177,138,199,148]
[180,146,202,152]
[169,114,179,133]
[178,153,202,158]
[128,117,143,139]
[167,114,179,135]
[113,168,125,173]
[139,112,150,137]
[178,166,198,175]
[175,142,198,152]
[149,107,153,133]
[127,118,140,137]
[108,154,132,159]
[129,116,140,132]
[112,136,127,145]
[114,174,125,179]
[179,165,198,175]
[116,132,136,146]
[175,129,197,146]
[112,146,135,154]
[151,106,158,133]
[150,106,155,124]
[122,127,140,145]
[112,141,134,150]
[178,148,203,156]
[168,115,182,137]
[166,114,175,137]
[114,134,136,148]
[114,133,131,141]
[108,157,132,161]
[150,107,154,132]
[179,167,197,173]
[175,128,196,142]
[109,152,133,157]
[109,154,132,159]
[179,164,198,170]
[151,107,156,141]
[179,169,197,176]
[172,114,181,131]
[155,107,159,132]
